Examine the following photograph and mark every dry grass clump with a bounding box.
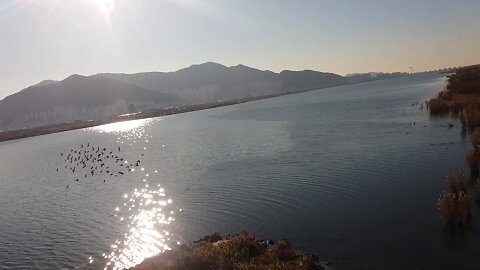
[438,173,471,226]
[456,192,471,225]
[432,67,480,227]
[131,230,322,270]
[470,132,480,151]
[438,192,456,224]
[459,110,466,127]
[447,173,466,194]
[464,106,480,128]
[465,151,479,175]
[465,126,480,175]
[426,96,452,115]
[427,94,480,118]
[427,65,480,126]
[447,65,480,95]
[438,191,470,226]
[472,179,480,204]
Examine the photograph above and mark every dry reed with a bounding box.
[456,191,471,225]
[465,151,479,175]
[438,192,457,225]
[427,65,480,127]
[438,191,471,226]
[447,173,466,193]
[470,132,480,152]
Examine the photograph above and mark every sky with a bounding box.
[1,0,479,99]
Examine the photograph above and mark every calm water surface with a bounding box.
[1,74,478,269]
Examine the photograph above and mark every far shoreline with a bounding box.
[0,87,326,143]
[0,73,437,143]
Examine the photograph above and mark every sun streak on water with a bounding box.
[87,117,177,269]
[104,181,177,269]
[91,118,154,133]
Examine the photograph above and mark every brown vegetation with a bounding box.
[465,151,479,174]
[438,191,470,226]
[447,173,466,194]
[466,132,480,174]
[438,173,471,226]
[470,132,480,152]
[432,67,480,227]
[131,230,322,270]
[438,192,457,225]
[427,65,480,127]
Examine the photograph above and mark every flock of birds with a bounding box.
[404,101,429,136]
[406,100,456,150]
[411,101,425,110]
[57,142,144,188]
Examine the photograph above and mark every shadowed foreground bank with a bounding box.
[130,230,324,270]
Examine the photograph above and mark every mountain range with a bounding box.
[97,62,347,103]
[0,62,401,131]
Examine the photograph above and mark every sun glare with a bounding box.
[91,119,152,133]
[90,0,115,15]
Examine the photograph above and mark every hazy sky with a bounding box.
[1,0,479,99]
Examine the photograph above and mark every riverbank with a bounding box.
[130,230,326,270]
[427,64,480,127]
[426,65,480,228]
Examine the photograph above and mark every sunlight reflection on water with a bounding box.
[104,183,177,270]
[91,119,153,133]
[87,118,178,269]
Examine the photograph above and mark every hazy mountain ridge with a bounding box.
[98,62,348,103]
[32,79,59,87]
[279,70,348,91]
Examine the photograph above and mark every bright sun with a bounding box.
[90,0,115,15]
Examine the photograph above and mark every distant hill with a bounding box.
[0,75,180,130]
[0,62,349,131]
[98,62,348,104]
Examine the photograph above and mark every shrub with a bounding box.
[464,106,480,127]
[437,191,471,226]
[427,65,480,127]
[465,151,479,175]
[456,191,471,225]
[426,97,451,115]
[459,110,466,128]
[447,173,466,193]
[470,132,480,152]
[438,192,457,225]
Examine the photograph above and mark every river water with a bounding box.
[1,73,478,269]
